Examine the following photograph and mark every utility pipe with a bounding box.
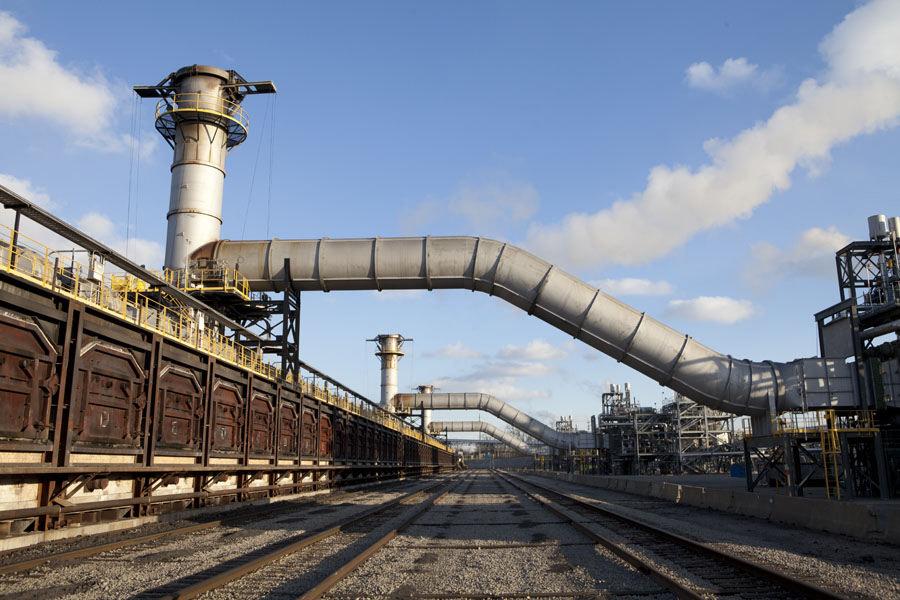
[428,421,530,453]
[399,393,593,449]
[194,236,839,417]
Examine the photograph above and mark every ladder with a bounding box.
[820,410,842,500]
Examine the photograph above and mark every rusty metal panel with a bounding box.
[156,364,204,450]
[0,313,57,442]
[72,341,145,446]
[365,427,373,460]
[300,409,316,457]
[332,418,345,459]
[347,420,358,460]
[210,381,244,453]
[278,401,299,458]
[319,415,332,458]
[248,392,274,456]
[375,431,382,462]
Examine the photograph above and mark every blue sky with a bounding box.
[1,1,898,434]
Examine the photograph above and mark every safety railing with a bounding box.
[0,224,450,452]
[772,409,877,436]
[155,92,250,147]
[163,266,251,300]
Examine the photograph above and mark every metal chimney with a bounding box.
[868,214,889,240]
[416,384,434,431]
[135,66,275,270]
[368,334,408,411]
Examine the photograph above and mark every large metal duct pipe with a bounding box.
[368,334,406,412]
[398,392,593,450]
[428,421,530,454]
[194,236,848,417]
[136,66,275,270]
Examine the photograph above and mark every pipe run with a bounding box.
[428,420,530,453]
[399,393,594,449]
[195,236,834,416]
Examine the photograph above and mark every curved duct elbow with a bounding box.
[428,420,530,453]
[398,393,593,450]
[196,236,813,416]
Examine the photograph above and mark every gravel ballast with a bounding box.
[522,471,900,600]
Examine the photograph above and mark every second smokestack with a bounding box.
[370,334,408,412]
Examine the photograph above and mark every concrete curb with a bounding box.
[524,470,898,544]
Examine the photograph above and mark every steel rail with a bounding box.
[298,477,465,600]
[158,476,457,600]
[491,470,699,600]
[0,477,421,577]
[499,470,848,600]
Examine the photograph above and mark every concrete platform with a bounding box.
[526,470,900,545]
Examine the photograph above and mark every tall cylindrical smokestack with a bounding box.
[135,66,275,270]
[416,384,434,431]
[163,67,230,269]
[369,334,407,411]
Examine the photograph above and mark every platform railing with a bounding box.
[0,225,450,452]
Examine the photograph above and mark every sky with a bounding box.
[1,1,899,438]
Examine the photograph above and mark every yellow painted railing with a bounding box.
[0,225,449,452]
[163,266,251,300]
[772,410,877,436]
[155,92,250,146]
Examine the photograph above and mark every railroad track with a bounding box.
[313,469,659,599]
[0,475,434,579]
[134,473,464,599]
[497,470,847,600]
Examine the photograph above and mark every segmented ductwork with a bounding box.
[194,236,842,416]
[428,420,530,453]
[399,393,593,449]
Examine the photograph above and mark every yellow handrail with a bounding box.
[156,92,250,130]
[0,225,450,452]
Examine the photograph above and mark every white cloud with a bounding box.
[526,0,900,270]
[0,11,152,154]
[686,57,781,93]
[0,173,52,207]
[424,341,483,359]
[743,226,849,291]
[666,296,756,324]
[77,212,163,267]
[498,339,568,361]
[594,277,673,296]
[432,374,552,404]
[402,179,539,233]
[0,173,72,250]
[0,177,163,268]
[431,353,560,407]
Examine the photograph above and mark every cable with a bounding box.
[126,94,138,258]
[134,98,143,261]
[409,339,415,391]
[266,94,276,239]
[239,95,271,241]
[364,339,370,400]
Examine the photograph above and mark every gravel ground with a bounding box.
[522,472,900,600]
[325,471,670,599]
[202,478,471,600]
[0,477,408,569]
[8,469,880,599]
[0,478,439,600]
